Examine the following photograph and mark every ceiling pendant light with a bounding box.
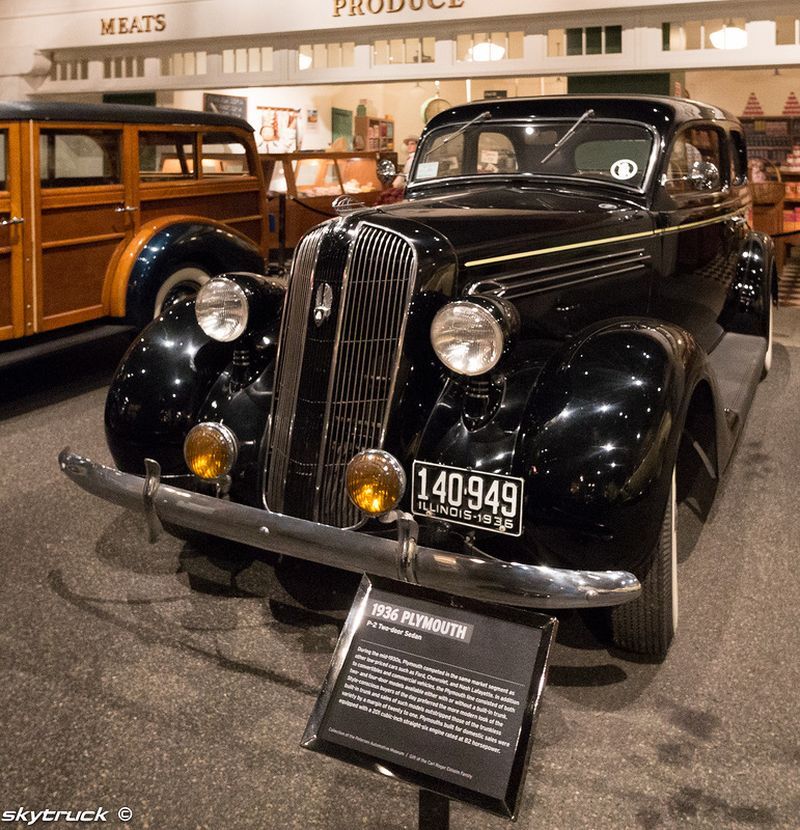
[469,41,505,62]
[709,22,747,50]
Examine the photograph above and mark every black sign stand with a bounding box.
[419,791,450,830]
[303,575,557,820]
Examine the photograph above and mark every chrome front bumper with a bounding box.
[59,448,641,610]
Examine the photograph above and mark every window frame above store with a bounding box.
[0,0,786,49]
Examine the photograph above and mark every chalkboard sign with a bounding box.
[331,107,353,150]
[302,576,556,818]
[203,93,247,121]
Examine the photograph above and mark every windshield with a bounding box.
[411,119,655,190]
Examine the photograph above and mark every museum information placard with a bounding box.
[302,576,556,818]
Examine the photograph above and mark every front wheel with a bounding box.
[610,468,678,658]
[153,266,210,319]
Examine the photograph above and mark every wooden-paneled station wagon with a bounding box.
[61,96,775,658]
[0,102,268,365]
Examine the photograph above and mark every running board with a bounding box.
[706,332,766,435]
[0,324,135,370]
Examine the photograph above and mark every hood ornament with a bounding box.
[332,195,365,215]
[313,282,334,327]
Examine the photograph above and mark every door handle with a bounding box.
[0,215,24,226]
[114,204,139,213]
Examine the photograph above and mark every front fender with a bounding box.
[518,319,703,570]
[106,274,285,478]
[414,319,703,571]
[105,301,235,475]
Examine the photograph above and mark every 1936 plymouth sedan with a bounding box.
[61,96,775,658]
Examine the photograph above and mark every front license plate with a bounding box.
[411,461,524,536]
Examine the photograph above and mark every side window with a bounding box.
[200,131,253,177]
[729,130,748,186]
[665,126,723,196]
[39,130,121,188]
[476,132,518,173]
[0,131,6,191]
[139,131,196,181]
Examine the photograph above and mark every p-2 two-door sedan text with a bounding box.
[0,101,268,365]
[61,96,775,658]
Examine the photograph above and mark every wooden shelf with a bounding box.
[742,116,800,166]
[354,115,394,153]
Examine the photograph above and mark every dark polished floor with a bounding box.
[0,314,798,829]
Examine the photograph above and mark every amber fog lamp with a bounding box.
[195,277,249,342]
[184,422,238,480]
[346,450,406,516]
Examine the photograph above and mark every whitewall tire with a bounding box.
[153,267,210,318]
[610,468,678,658]
[763,297,774,377]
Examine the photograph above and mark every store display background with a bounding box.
[0,312,798,828]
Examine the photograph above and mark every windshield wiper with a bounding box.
[422,110,492,158]
[539,108,595,164]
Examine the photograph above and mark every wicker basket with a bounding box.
[750,181,786,206]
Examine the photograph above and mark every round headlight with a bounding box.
[346,450,406,516]
[430,301,505,376]
[195,278,249,342]
[184,422,238,479]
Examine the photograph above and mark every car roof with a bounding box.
[424,95,738,137]
[0,101,253,132]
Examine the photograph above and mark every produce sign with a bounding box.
[302,576,556,818]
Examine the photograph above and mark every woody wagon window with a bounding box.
[139,131,196,181]
[39,130,121,188]
[200,132,253,177]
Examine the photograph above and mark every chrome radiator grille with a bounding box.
[266,222,417,527]
[265,226,326,513]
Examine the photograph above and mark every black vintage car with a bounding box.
[61,96,775,658]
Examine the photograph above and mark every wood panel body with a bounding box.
[3,119,267,340]
[33,121,133,332]
[0,123,25,340]
[137,125,268,258]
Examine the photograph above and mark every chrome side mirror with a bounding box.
[689,160,720,191]
[377,158,398,185]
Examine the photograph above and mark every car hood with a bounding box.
[377,184,653,276]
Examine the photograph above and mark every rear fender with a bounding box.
[106,217,265,329]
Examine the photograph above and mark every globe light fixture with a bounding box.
[469,41,506,61]
[709,24,747,50]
